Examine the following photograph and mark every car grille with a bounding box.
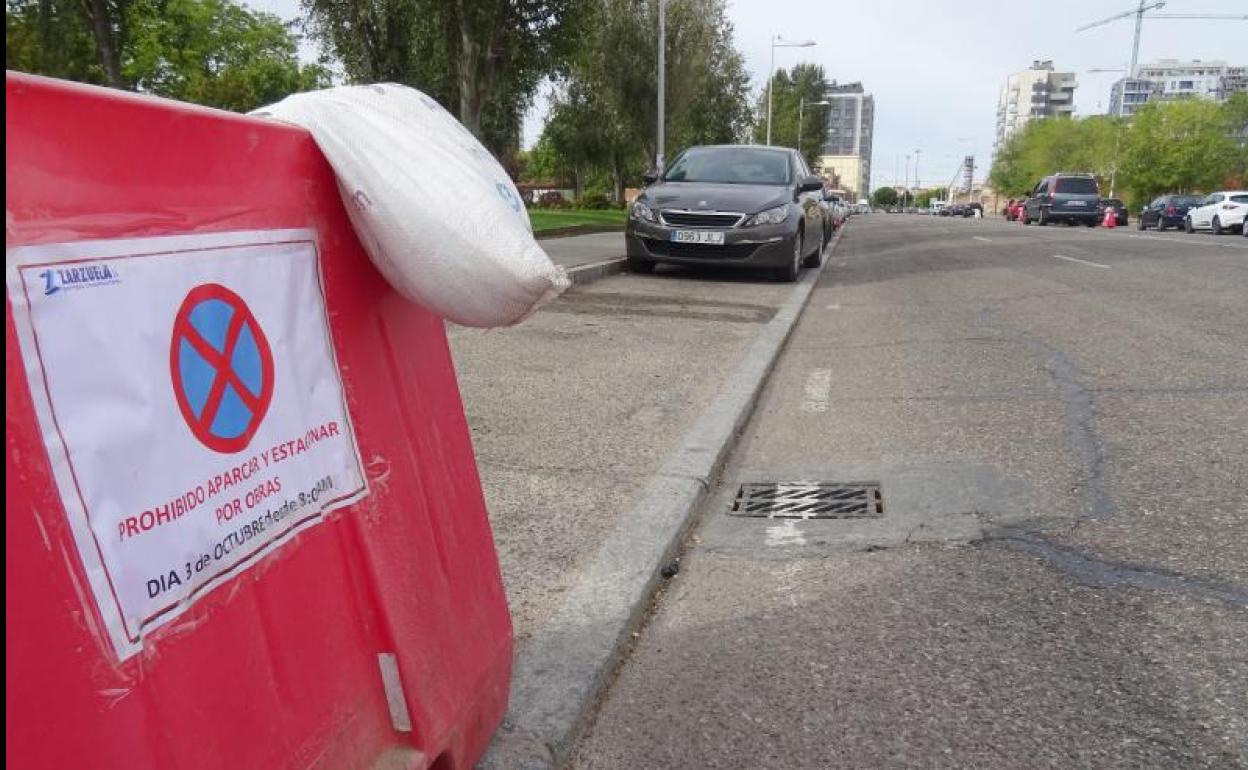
[660,210,744,228]
[644,238,759,260]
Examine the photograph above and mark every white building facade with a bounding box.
[1109,59,1248,117]
[994,60,1077,154]
[818,82,874,201]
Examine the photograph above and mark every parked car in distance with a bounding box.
[1184,191,1248,235]
[1098,198,1128,226]
[1022,173,1101,226]
[1138,194,1203,231]
[819,190,846,241]
[625,144,828,281]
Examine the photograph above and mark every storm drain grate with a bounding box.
[729,482,884,519]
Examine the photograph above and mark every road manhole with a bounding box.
[729,482,884,519]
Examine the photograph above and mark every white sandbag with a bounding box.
[252,83,568,328]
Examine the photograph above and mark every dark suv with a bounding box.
[1022,173,1101,226]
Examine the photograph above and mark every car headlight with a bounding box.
[745,205,789,226]
[631,201,657,222]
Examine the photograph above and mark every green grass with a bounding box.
[527,208,628,233]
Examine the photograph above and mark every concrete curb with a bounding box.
[478,226,847,769]
[536,224,626,240]
[565,257,626,288]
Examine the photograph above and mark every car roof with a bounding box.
[686,144,794,154]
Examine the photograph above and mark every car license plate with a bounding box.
[1067,200,1086,207]
[671,230,725,245]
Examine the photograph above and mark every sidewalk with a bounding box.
[537,231,627,284]
[448,269,794,642]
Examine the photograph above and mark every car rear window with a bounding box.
[1174,196,1202,206]
[1055,177,1098,194]
[1232,195,1248,204]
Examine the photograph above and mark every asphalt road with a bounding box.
[570,215,1248,769]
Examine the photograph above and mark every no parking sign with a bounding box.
[7,229,368,659]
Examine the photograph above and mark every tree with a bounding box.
[7,0,120,85]
[872,187,898,208]
[302,0,585,153]
[7,0,325,111]
[752,62,830,168]
[991,99,1247,207]
[535,0,751,200]
[914,188,944,208]
[126,0,327,111]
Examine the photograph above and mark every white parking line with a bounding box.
[801,368,832,413]
[1052,254,1111,269]
[973,236,992,242]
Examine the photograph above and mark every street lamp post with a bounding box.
[656,0,667,171]
[797,98,830,155]
[904,154,911,206]
[766,35,816,146]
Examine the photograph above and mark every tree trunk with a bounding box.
[456,24,482,135]
[82,0,124,88]
[454,0,498,139]
[611,157,623,204]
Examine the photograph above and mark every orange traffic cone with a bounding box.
[1102,207,1116,229]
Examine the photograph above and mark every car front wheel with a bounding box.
[1185,217,1194,234]
[1212,216,1224,235]
[776,232,802,282]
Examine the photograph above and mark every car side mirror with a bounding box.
[642,170,660,185]
[798,175,823,193]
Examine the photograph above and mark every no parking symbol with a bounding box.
[10,231,368,657]
[170,284,275,453]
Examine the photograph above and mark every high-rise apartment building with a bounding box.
[994,61,1077,153]
[1109,59,1248,116]
[818,82,874,201]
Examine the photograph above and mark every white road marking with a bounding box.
[973,236,992,242]
[1052,254,1111,269]
[801,368,832,413]
[826,303,841,310]
[766,521,807,549]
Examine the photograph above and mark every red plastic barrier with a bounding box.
[5,73,511,770]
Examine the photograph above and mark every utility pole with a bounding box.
[766,36,816,146]
[913,149,921,192]
[656,0,666,171]
[904,154,911,205]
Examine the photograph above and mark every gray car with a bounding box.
[625,145,828,281]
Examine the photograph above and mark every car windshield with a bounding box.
[1103,199,1123,206]
[1055,177,1098,194]
[1173,196,1203,206]
[663,148,792,185]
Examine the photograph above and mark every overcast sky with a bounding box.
[251,0,1245,189]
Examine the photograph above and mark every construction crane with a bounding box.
[1076,1,1247,78]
